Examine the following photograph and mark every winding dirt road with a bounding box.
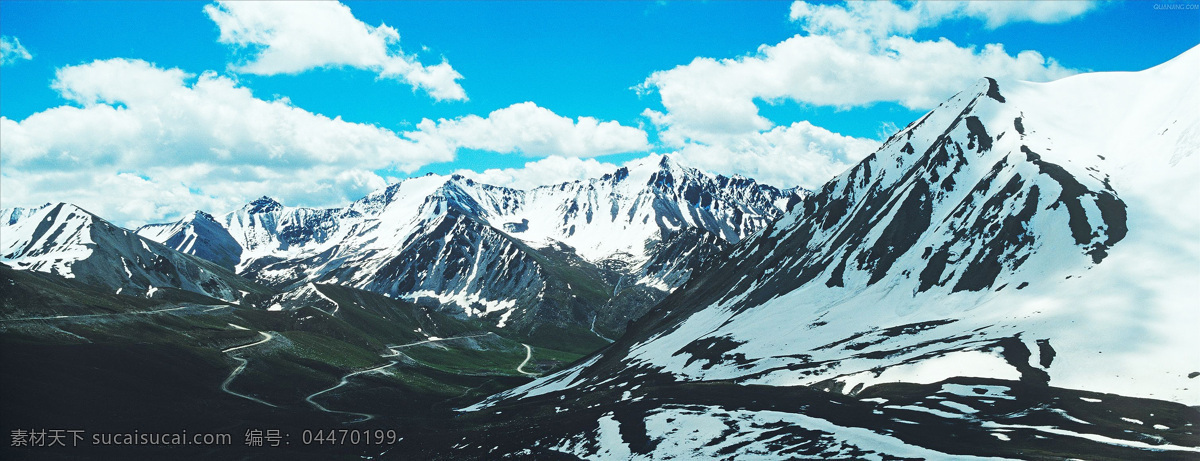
[517,344,537,376]
[220,331,277,408]
[304,361,397,423]
[0,305,194,322]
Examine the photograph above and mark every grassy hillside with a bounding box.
[0,266,594,459]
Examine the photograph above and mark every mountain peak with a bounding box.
[611,154,693,187]
[655,154,694,176]
[1,203,52,226]
[635,153,685,172]
[447,173,476,187]
[601,166,630,183]
[983,77,1006,103]
[189,210,217,222]
[246,196,282,214]
[658,154,675,169]
[51,202,95,218]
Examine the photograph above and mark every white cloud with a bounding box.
[640,34,1076,138]
[628,1,1096,191]
[204,1,465,101]
[453,119,880,191]
[2,166,391,228]
[453,156,619,190]
[662,120,880,189]
[1,35,32,65]
[790,1,1098,36]
[638,1,1091,141]
[0,58,447,226]
[407,102,651,158]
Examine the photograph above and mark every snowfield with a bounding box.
[483,46,1200,414]
[601,46,1200,405]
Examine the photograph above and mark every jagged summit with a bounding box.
[438,47,1200,460]
[190,210,218,222]
[609,154,688,185]
[245,196,283,214]
[72,151,798,339]
[137,208,243,270]
[4,46,1198,460]
[1,203,52,226]
[1,202,254,300]
[480,45,1200,411]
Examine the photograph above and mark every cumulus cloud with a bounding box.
[790,1,1098,36]
[453,118,880,191]
[662,120,880,190]
[204,1,466,101]
[638,1,1092,140]
[453,156,620,190]
[640,34,1075,137]
[630,0,1090,190]
[407,102,651,158]
[0,58,448,226]
[1,35,32,65]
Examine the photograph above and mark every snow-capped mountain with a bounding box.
[136,210,242,270]
[2,205,48,226]
[498,155,795,263]
[128,155,801,338]
[0,203,261,302]
[219,196,348,264]
[458,47,1200,458]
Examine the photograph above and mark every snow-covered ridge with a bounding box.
[136,210,242,270]
[1,204,52,227]
[1,203,97,278]
[499,155,796,263]
[128,155,797,277]
[1,202,254,301]
[248,155,802,331]
[220,196,349,269]
[180,155,801,270]
[497,46,1200,407]
[12,155,802,335]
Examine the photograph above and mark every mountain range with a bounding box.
[2,155,803,347]
[1,46,1197,460]
[1,203,266,303]
[442,45,1200,459]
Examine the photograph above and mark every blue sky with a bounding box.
[1,1,1197,225]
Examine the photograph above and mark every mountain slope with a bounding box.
[621,50,1198,402]
[0,262,554,460]
[139,157,802,340]
[221,196,349,268]
[1,203,266,302]
[2,204,50,226]
[456,47,1200,458]
[137,211,242,270]
[498,155,795,264]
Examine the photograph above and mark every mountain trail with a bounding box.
[220,331,277,407]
